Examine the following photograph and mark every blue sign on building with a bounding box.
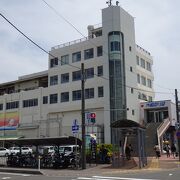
[146,101,166,108]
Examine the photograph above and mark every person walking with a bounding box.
[125,144,133,160]
[154,145,160,159]
[165,144,171,158]
[171,143,176,158]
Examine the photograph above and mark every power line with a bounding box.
[0,12,80,70]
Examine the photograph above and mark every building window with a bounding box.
[61,92,69,102]
[132,109,135,115]
[72,51,81,63]
[50,57,58,68]
[98,86,104,97]
[130,66,133,72]
[61,55,69,65]
[147,79,152,88]
[142,93,147,101]
[138,92,141,99]
[97,66,103,76]
[140,58,145,68]
[85,68,94,79]
[146,62,151,71]
[136,56,139,65]
[141,76,146,86]
[84,48,94,60]
[131,88,134,94]
[72,70,81,81]
[0,104,3,111]
[110,41,120,51]
[137,74,140,84]
[129,46,132,51]
[97,46,103,57]
[43,96,48,104]
[23,99,38,108]
[148,96,153,102]
[85,88,94,99]
[6,101,19,110]
[50,75,58,86]
[72,90,81,101]
[61,73,69,83]
[50,94,58,104]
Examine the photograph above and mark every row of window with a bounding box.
[0,87,104,110]
[44,87,104,104]
[137,74,152,88]
[50,66,103,85]
[136,56,152,72]
[50,46,103,68]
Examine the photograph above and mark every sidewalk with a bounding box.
[0,155,179,177]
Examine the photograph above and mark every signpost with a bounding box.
[72,119,79,134]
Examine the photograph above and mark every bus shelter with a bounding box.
[111,120,147,168]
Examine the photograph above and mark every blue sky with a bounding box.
[0,0,180,101]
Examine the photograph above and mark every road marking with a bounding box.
[0,172,31,177]
[76,176,159,180]
[93,176,159,180]
[2,178,11,180]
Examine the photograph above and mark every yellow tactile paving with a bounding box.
[149,157,159,169]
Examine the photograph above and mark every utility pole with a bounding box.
[81,63,86,169]
[175,89,180,162]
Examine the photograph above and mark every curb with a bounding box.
[0,168,43,175]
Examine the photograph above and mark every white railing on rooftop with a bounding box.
[51,36,89,50]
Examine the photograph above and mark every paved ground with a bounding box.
[0,154,179,177]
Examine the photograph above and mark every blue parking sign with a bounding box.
[72,119,79,134]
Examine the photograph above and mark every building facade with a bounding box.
[0,5,154,144]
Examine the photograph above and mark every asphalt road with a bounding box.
[0,169,179,180]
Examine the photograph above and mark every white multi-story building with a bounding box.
[0,4,154,144]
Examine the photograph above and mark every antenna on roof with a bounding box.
[106,0,112,7]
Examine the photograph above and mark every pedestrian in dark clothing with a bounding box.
[171,144,176,158]
[165,144,170,158]
[154,145,160,159]
[125,144,133,160]
[99,145,108,163]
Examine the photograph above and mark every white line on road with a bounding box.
[2,177,11,180]
[0,172,31,177]
[92,176,160,180]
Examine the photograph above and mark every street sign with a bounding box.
[176,131,180,138]
[72,119,79,134]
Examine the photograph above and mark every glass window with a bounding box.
[23,99,38,108]
[61,73,69,83]
[61,55,69,65]
[136,56,139,65]
[50,57,58,68]
[50,94,58,104]
[72,70,81,81]
[61,92,69,102]
[85,68,94,79]
[148,96,153,102]
[132,110,135,115]
[147,79,152,88]
[97,66,103,76]
[140,58,145,68]
[85,88,94,99]
[84,48,94,60]
[0,104,3,111]
[131,88,134,94]
[43,96,48,104]
[141,76,146,86]
[146,62,151,71]
[72,90,81,101]
[110,41,120,51]
[6,101,19,110]
[137,74,140,83]
[50,75,58,86]
[130,66,133,72]
[97,46,103,57]
[72,51,81,63]
[98,86,104,97]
